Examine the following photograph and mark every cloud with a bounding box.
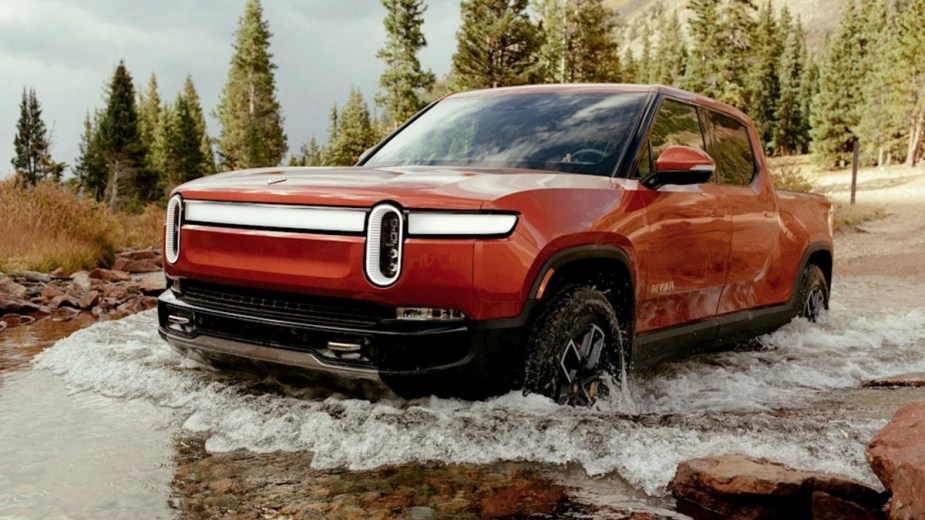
[0,0,459,177]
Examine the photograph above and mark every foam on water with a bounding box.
[33,278,925,496]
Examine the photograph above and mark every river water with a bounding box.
[1,274,924,518]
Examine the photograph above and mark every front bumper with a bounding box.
[157,290,528,398]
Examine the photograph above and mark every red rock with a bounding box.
[49,267,69,279]
[79,291,100,310]
[867,401,925,520]
[51,307,81,322]
[0,275,28,299]
[40,285,65,301]
[11,270,50,283]
[113,258,161,274]
[88,268,131,282]
[118,249,160,261]
[139,273,167,294]
[1,314,35,327]
[69,271,92,292]
[479,479,564,519]
[0,295,23,312]
[103,286,129,301]
[669,455,886,520]
[813,491,884,520]
[863,373,925,388]
[50,294,81,309]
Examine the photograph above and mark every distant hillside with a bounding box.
[605,0,847,53]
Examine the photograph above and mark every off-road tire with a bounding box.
[794,264,829,322]
[523,285,625,406]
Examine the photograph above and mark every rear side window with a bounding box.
[703,110,757,186]
[635,99,705,177]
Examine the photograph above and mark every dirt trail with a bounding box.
[820,165,925,277]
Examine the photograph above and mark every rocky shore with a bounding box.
[0,249,165,332]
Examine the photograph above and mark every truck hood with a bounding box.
[176,165,616,210]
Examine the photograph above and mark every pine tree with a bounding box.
[775,13,809,155]
[565,0,622,82]
[653,10,687,86]
[376,0,436,127]
[621,47,637,85]
[327,88,377,166]
[811,2,865,167]
[11,88,63,186]
[450,0,540,90]
[856,0,896,165]
[97,60,147,209]
[634,23,653,84]
[683,0,724,98]
[216,0,287,170]
[745,0,781,152]
[182,76,216,175]
[533,0,567,82]
[798,53,818,153]
[715,0,755,108]
[74,112,107,199]
[889,0,925,166]
[138,74,161,163]
[289,136,325,167]
[162,93,209,191]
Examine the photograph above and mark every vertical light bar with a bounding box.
[365,204,403,287]
[165,195,183,264]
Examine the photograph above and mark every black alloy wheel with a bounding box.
[523,285,625,406]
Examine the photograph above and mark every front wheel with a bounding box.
[795,264,829,322]
[523,286,625,406]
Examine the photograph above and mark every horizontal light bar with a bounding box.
[407,213,517,236]
[396,307,466,321]
[184,200,367,233]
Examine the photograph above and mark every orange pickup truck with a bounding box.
[158,84,833,405]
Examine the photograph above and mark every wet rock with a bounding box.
[50,294,81,309]
[813,491,883,520]
[0,320,5,331]
[51,307,81,322]
[69,271,92,292]
[668,454,886,520]
[113,257,161,274]
[0,295,23,312]
[863,373,925,388]
[102,286,129,301]
[139,272,166,294]
[867,401,925,520]
[1,314,36,327]
[479,478,564,519]
[11,270,50,283]
[88,268,131,283]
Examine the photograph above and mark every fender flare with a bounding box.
[526,244,636,300]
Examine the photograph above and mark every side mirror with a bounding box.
[641,145,715,189]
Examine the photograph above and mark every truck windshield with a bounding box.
[363,91,647,176]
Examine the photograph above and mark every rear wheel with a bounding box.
[523,286,625,406]
[795,264,829,322]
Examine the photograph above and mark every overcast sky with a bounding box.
[0,0,460,178]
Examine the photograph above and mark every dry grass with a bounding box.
[767,156,816,193]
[832,203,887,233]
[0,179,164,273]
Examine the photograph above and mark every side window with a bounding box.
[633,99,704,178]
[703,110,757,186]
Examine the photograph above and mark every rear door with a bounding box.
[700,109,781,315]
[634,98,732,334]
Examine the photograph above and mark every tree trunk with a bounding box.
[878,145,884,167]
[108,159,121,212]
[906,110,924,167]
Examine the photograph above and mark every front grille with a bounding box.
[180,281,393,328]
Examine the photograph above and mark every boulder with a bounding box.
[69,271,93,292]
[40,284,65,301]
[49,294,81,309]
[0,294,23,312]
[813,491,884,520]
[88,268,131,282]
[78,291,100,310]
[668,454,886,520]
[863,374,925,388]
[113,257,161,274]
[102,286,130,301]
[139,272,167,294]
[867,401,925,520]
